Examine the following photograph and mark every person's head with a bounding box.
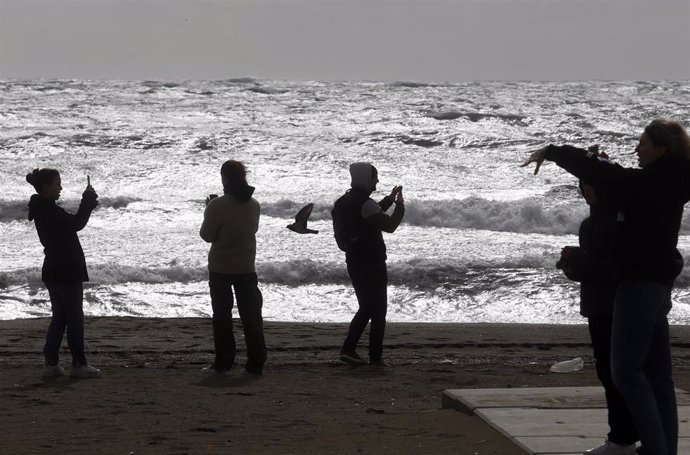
[636,118,690,168]
[26,168,61,200]
[220,160,248,190]
[349,162,378,192]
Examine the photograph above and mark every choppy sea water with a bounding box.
[1,79,689,323]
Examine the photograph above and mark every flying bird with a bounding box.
[287,203,319,234]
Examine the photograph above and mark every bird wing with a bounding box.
[295,203,314,226]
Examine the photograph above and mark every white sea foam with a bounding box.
[2,79,689,322]
[5,254,690,291]
[0,196,142,222]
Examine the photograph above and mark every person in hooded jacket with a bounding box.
[331,162,404,366]
[26,168,101,379]
[558,168,639,455]
[200,160,266,375]
[523,118,690,455]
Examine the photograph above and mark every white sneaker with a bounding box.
[201,364,232,376]
[42,364,65,378]
[583,440,637,455]
[70,364,102,378]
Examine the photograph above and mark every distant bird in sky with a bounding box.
[287,203,319,234]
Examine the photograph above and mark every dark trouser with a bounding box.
[209,271,266,373]
[588,312,638,445]
[343,261,388,363]
[611,280,677,455]
[44,281,87,367]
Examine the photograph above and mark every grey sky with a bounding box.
[1,0,688,81]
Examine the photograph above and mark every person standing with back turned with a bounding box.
[332,162,404,366]
[200,160,266,375]
[27,168,101,379]
[523,119,690,455]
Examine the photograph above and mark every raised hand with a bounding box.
[85,175,95,193]
[521,147,549,175]
[395,187,404,205]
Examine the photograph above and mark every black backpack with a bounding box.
[331,191,362,252]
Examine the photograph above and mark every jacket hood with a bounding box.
[349,162,376,192]
[223,184,255,202]
[28,194,52,221]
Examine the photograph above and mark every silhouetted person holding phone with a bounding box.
[332,163,404,366]
[523,119,690,455]
[200,160,266,375]
[27,169,101,379]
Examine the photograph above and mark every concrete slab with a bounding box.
[524,438,690,455]
[442,386,607,412]
[476,407,608,436]
[442,386,690,413]
[513,436,607,454]
[443,387,690,455]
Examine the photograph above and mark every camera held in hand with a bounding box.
[556,246,579,270]
[205,194,218,206]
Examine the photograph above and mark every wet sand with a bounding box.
[2,318,690,454]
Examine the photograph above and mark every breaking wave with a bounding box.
[0,256,558,290]
[7,255,690,291]
[263,197,690,235]
[0,196,142,222]
[428,110,529,124]
[261,197,587,235]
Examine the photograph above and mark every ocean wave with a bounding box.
[400,136,444,148]
[428,111,528,124]
[246,86,289,95]
[0,257,557,290]
[389,81,432,88]
[403,197,586,234]
[222,77,257,84]
[8,193,688,237]
[264,196,690,236]
[261,197,587,235]
[339,131,446,148]
[5,256,690,291]
[0,196,141,222]
[261,199,334,222]
[141,81,181,89]
[65,133,174,150]
[29,81,88,92]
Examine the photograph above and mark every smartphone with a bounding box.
[205,193,218,206]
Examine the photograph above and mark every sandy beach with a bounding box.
[2,318,690,455]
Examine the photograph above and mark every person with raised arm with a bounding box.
[27,169,101,379]
[522,119,690,455]
[332,162,405,366]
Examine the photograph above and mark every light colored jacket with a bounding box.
[200,194,260,274]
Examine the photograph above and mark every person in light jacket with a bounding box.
[200,160,266,375]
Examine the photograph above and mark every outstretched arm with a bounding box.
[73,188,99,231]
[522,144,636,205]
